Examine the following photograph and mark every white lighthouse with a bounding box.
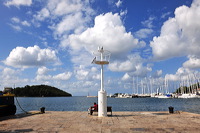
[92,47,111,117]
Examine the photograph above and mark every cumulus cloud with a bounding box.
[150,0,200,61]
[109,60,136,72]
[34,0,94,36]
[165,67,199,82]
[64,12,150,76]
[183,55,200,69]
[4,45,60,68]
[0,67,30,87]
[36,67,72,81]
[33,2,148,78]
[4,0,32,7]
[37,66,50,75]
[131,64,152,77]
[49,0,82,16]
[53,72,72,80]
[1,67,18,80]
[66,12,138,58]
[109,54,146,73]
[75,67,89,80]
[54,12,86,36]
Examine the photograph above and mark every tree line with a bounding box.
[13,85,72,97]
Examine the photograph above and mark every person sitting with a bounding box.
[88,102,98,115]
[93,102,98,110]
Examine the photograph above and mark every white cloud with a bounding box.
[69,49,93,66]
[35,74,52,81]
[53,72,72,80]
[141,16,155,28]
[152,70,162,78]
[58,12,146,79]
[11,17,20,23]
[9,24,22,31]
[120,9,127,16]
[131,64,152,77]
[4,45,60,68]
[165,74,179,81]
[1,67,18,80]
[50,0,82,16]
[122,73,131,81]
[109,54,144,72]
[37,66,50,75]
[54,12,85,36]
[34,8,50,21]
[91,67,98,72]
[161,12,171,19]
[135,28,153,39]
[165,67,199,82]
[34,0,94,36]
[67,12,138,59]
[183,55,200,69]
[21,20,31,27]
[109,60,136,72]
[0,67,30,88]
[36,67,72,81]
[74,65,89,80]
[116,0,122,8]
[150,0,200,60]
[10,17,31,31]
[4,0,32,7]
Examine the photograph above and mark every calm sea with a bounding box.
[15,97,200,114]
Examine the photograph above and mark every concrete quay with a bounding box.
[0,111,200,133]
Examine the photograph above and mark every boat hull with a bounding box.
[0,96,16,117]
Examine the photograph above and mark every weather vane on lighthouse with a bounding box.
[92,46,111,117]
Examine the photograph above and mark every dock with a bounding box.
[1,111,200,132]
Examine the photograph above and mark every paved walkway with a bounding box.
[0,111,200,133]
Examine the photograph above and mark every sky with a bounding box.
[0,0,200,96]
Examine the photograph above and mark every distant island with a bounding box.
[14,85,72,97]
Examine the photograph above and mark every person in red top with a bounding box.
[93,102,98,110]
[88,102,98,115]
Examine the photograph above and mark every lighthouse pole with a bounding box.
[92,47,110,117]
[98,49,107,117]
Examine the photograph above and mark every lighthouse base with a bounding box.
[98,90,107,117]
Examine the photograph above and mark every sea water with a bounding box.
[15,97,200,114]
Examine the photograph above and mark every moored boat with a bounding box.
[0,88,16,117]
[178,93,200,98]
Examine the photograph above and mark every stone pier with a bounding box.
[1,111,200,132]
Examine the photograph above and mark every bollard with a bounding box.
[168,106,174,113]
[40,107,45,113]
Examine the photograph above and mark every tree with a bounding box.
[14,85,72,97]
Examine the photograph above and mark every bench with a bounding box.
[89,106,112,116]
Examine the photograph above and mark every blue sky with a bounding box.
[1,0,200,96]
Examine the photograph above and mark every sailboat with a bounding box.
[178,75,200,98]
